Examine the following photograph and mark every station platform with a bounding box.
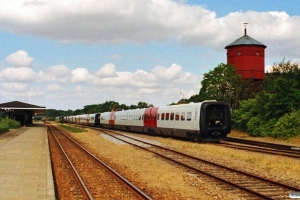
[0,122,55,199]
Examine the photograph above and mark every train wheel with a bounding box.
[187,133,196,141]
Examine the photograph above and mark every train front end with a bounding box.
[199,101,231,142]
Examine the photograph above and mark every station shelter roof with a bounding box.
[0,101,46,115]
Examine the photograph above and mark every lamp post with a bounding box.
[180,91,184,103]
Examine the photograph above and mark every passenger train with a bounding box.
[56,101,231,142]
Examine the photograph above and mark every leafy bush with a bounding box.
[271,110,300,139]
[231,98,256,131]
[2,118,21,129]
[0,122,9,133]
[247,117,277,137]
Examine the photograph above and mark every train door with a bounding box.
[143,107,158,128]
[144,108,151,127]
[109,112,115,125]
[95,113,100,125]
[194,109,198,130]
[87,114,90,124]
[150,107,158,128]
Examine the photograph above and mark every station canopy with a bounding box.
[0,101,46,115]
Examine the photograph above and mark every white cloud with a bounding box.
[0,59,201,109]
[1,82,28,91]
[6,50,34,68]
[44,65,72,77]
[0,67,36,82]
[151,64,182,80]
[96,63,117,78]
[0,1,294,46]
[71,68,93,83]
[0,0,298,59]
[0,0,299,58]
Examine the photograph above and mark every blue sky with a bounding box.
[0,0,300,110]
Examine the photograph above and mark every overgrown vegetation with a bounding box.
[0,117,21,133]
[58,124,87,133]
[231,60,300,139]
[0,122,9,133]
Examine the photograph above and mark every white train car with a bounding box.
[75,113,100,126]
[100,101,231,142]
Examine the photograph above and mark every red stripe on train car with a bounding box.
[144,107,158,128]
[87,114,90,124]
[109,112,115,124]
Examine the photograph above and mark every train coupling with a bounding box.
[212,132,220,136]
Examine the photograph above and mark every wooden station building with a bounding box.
[0,101,46,126]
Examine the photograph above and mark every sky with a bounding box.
[1,0,300,110]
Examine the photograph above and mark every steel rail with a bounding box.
[98,128,300,200]
[47,125,94,200]
[219,142,300,159]
[50,124,152,200]
[226,137,300,151]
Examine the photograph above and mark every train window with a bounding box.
[166,113,169,120]
[157,114,160,120]
[175,112,180,120]
[170,113,174,120]
[209,109,222,118]
[186,112,192,121]
[161,113,165,120]
[181,112,185,121]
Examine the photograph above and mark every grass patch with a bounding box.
[58,124,87,133]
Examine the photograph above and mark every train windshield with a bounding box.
[208,109,222,118]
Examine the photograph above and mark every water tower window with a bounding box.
[256,51,259,56]
[237,51,241,55]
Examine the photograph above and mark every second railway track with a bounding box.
[47,123,152,200]
[78,125,299,200]
[219,139,300,159]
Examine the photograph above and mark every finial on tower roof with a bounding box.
[244,23,249,35]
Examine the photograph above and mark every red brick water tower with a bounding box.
[225,24,267,80]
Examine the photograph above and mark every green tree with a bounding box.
[199,63,242,109]
[232,59,300,138]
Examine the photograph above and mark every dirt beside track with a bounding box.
[52,125,300,199]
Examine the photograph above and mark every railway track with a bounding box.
[47,123,152,200]
[223,137,300,159]
[86,127,299,200]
